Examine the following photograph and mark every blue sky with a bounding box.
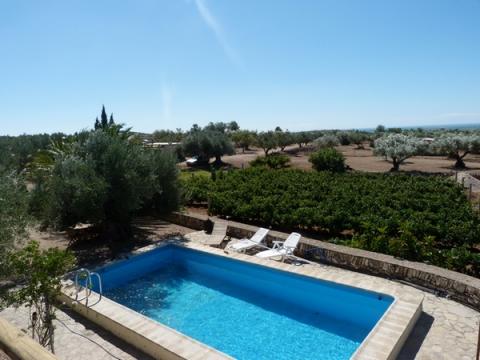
[1,0,480,135]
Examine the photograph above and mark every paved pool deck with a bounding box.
[1,236,479,359]
[309,259,480,360]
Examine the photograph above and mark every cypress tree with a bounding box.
[101,105,108,128]
[109,113,114,126]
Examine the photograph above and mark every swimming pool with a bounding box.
[91,244,394,360]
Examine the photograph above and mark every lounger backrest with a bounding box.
[284,232,301,249]
[251,227,269,244]
[212,221,227,236]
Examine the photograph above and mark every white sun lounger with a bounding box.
[255,232,301,262]
[227,227,269,252]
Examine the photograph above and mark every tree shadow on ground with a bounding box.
[56,306,154,360]
[67,218,188,268]
[396,311,435,360]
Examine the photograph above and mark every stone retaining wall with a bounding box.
[164,212,480,311]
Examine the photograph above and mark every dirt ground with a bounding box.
[28,217,194,264]
[181,144,480,174]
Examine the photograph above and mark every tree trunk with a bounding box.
[454,156,466,169]
[390,158,400,172]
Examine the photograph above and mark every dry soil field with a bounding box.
[211,144,480,174]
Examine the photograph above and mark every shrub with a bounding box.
[180,172,213,204]
[309,148,345,172]
[208,168,480,275]
[250,154,290,169]
[337,132,352,146]
[1,241,76,353]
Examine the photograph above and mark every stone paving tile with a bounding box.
[0,350,11,360]
[301,259,480,360]
[398,292,479,359]
[0,306,153,360]
[1,259,479,360]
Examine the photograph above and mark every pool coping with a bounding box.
[60,239,423,360]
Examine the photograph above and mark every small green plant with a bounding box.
[309,148,345,172]
[1,241,76,353]
[250,154,290,169]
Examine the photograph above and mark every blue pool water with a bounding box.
[93,245,393,360]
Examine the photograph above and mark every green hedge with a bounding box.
[180,171,212,204]
[208,168,480,275]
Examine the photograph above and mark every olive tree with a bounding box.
[275,130,295,151]
[183,130,234,164]
[42,130,179,241]
[349,131,368,149]
[432,134,480,169]
[294,131,315,148]
[230,130,256,153]
[314,135,340,149]
[255,131,278,155]
[374,134,422,171]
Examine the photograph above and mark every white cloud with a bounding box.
[193,0,243,69]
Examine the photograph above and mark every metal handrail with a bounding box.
[74,268,102,305]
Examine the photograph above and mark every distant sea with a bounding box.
[360,123,480,132]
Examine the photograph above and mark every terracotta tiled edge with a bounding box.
[60,240,423,360]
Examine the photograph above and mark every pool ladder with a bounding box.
[74,268,103,306]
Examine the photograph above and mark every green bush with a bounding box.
[250,154,290,169]
[208,168,480,275]
[309,148,346,172]
[180,172,213,204]
[1,241,76,352]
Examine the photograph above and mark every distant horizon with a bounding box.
[2,120,480,137]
